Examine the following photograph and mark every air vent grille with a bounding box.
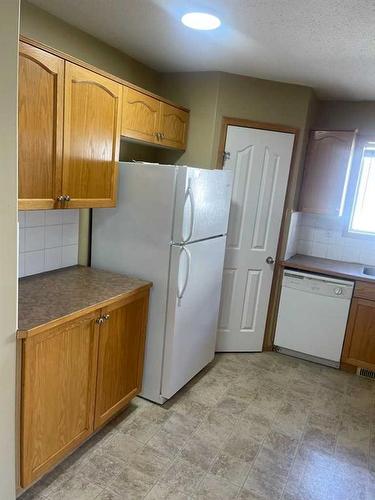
[357,367,375,380]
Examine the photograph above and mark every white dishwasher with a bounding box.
[274,270,354,368]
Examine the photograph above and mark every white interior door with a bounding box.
[216,125,295,351]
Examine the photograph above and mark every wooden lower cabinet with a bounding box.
[21,312,99,486]
[94,293,149,428]
[20,290,149,488]
[341,297,375,371]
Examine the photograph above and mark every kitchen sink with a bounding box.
[363,266,375,276]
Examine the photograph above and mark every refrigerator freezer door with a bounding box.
[173,167,233,244]
[161,236,227,399]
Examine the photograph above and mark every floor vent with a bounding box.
[357,367,375,380]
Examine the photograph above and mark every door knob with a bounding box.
[266,256,275,264]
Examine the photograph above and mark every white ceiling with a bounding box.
[29,0,375,100]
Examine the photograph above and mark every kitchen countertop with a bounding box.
[18,266,152,335]
[281,254,375,283]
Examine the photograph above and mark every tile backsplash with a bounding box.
[287,212,375,266]
[19,210,79,278]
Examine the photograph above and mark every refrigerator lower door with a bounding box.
[161,236,227,399]
[173,167,233,244]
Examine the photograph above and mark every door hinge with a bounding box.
[223,151,231,161]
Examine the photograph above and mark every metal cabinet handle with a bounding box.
[160,132,165,139]
[266,256,275,264]
[63,195,71,202]
[56,195,64,202]
[103,314,110,321]
[96,317,104,325]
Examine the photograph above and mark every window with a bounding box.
[348,144,375,236]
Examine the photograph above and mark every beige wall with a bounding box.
[215,73,316,209]
[20,0,163,266]
[20,0,160,92]
[0,1,19,498]
[158,72,221,168]
[314,100,375,135]
[160,71,316,210]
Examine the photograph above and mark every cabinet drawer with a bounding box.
[354,281,375,301]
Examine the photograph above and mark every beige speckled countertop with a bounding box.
[281,254,375,283]
[18,266,152,336]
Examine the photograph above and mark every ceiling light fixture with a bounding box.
[181,12,221,30]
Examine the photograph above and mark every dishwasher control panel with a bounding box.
[283,271,354,300]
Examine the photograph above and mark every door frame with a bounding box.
[216,117,300,351]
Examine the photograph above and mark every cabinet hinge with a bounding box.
[223,151,231,161]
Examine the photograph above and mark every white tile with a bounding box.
[45,210,63,226]
[62,223,79,246]
[326,244,342,261]
[45,247,62,271]
[314,229,334,245]
[62,209,79,224]
[25,210,45,227]
[25,226,45,252]
[45,225,63,249]
[299,225,314,242]
[359,249,375,267]
[19,228,26,253]
[19,253,25,278]
[18,211,26,228]
[311,241,328,258]
[297,239,312,255]
[24,250,45,276]
[340,245,360,263]
[62,245,78,267]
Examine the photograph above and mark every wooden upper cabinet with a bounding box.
[299,130,356,216]
[121,87,160,143]
[341,297,375,371]
[158,102,189,150]
[94,292,149,429]
[18,42,64,210]
[62,63,122,208]
[121,87,189,150]
[21,312,99,486]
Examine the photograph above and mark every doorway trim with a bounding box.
[216,116,300,351]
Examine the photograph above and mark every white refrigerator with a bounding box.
[92,162,233,404]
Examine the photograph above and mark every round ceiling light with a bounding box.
[181,12,221,30]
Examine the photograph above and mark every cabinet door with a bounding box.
[341,298,375,370]
[121,87,160,144]
[94,291,149,428]
[62,63,122,208]
[158,102,189,150]
[299,130,356,216]
[18,42,64,210]
[21,312,99,487]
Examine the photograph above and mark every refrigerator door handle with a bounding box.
[177,246,191,306]
[182,182,195,244]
